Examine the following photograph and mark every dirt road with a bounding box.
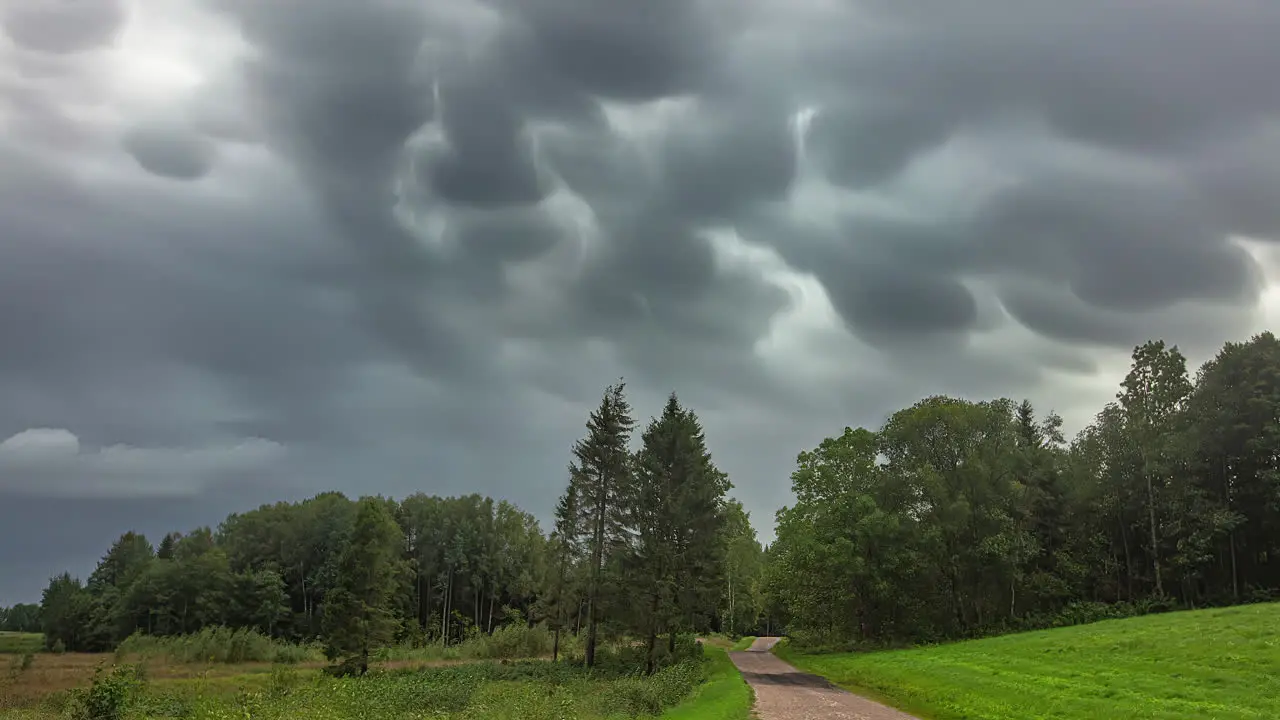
[729,637,919,720]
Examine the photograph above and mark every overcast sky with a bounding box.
[3,0,1280,605]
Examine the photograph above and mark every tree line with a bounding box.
[768,333,1280,645]
[0,603,40,633]
[30,383,767,673]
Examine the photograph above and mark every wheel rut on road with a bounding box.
[729,637,919,720]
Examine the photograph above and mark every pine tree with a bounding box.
[321,497,403,675]
[566,381,635,667]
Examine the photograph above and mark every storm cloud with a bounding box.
[3,0,1280,602]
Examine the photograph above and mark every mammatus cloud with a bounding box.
[3,0,1280,602]
[122,121,216,180]
[2,0,126,54]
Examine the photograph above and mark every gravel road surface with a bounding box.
[728,637,919,720]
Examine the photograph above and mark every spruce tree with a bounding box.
[628,394,687,674]
[321,497,403,674]
[626,394,732,671]
[667,401,731,643]
[543,486,581,662]
[566,381,635,667]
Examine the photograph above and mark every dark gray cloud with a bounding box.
[122,122,216,180]
[2,0,126,54]
[3,0,1280,604]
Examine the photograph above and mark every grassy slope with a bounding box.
[729,636,757,652]
[779,602,1280,720]
[660,646,753,720]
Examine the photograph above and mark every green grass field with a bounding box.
[0,632,43,654]
[778,602,1280,720]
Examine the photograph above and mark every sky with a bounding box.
[3,0,1280,605]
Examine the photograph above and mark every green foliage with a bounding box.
[69,664,145,720]
[659,646,753,720]
[98,655,713,720]
[781,603,1280,720]
[768,332,1280,646]
[0,603,41,633]
[564,381,637,667]
[115,626,322,664]
[321,497,404,674]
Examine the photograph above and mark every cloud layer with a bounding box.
[3,0,1280,601]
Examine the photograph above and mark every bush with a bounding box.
[377,622,563,663]
[71,664,145,720]
[116,627,323,664]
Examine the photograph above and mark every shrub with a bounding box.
[71,664,145,720]
[115,627,322,664]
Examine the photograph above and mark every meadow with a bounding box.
[778,602,1280,720]
[0,634,43,655]
[1,631,753,720]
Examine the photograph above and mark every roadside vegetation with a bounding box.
[2,641,747,720]
[778,602,1280,720]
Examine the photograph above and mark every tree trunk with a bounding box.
[727,575,734,637]
[442,567,453,646]
[552,627,561,663]
[586,489,606,668]
[645,593,661,675]
[585,590,597,667]
[488,594,496,633]
[415,566,423,629]
[1009,576,1016,619]
[1120,521,1134,601]
[1145,470,1164,596]
[1229,528,1240,600]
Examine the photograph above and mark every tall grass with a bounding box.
[114,651,712,720]
[115,627,322,665]
[659,646,752,720]
[377,623,573,662]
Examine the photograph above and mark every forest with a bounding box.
[6,332,1280,667]
[15,386,766,675]
[769,333,1280,645]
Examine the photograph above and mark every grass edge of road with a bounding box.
[660,645,754,720]
[729,636,757,652]
[773,641,935,719]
